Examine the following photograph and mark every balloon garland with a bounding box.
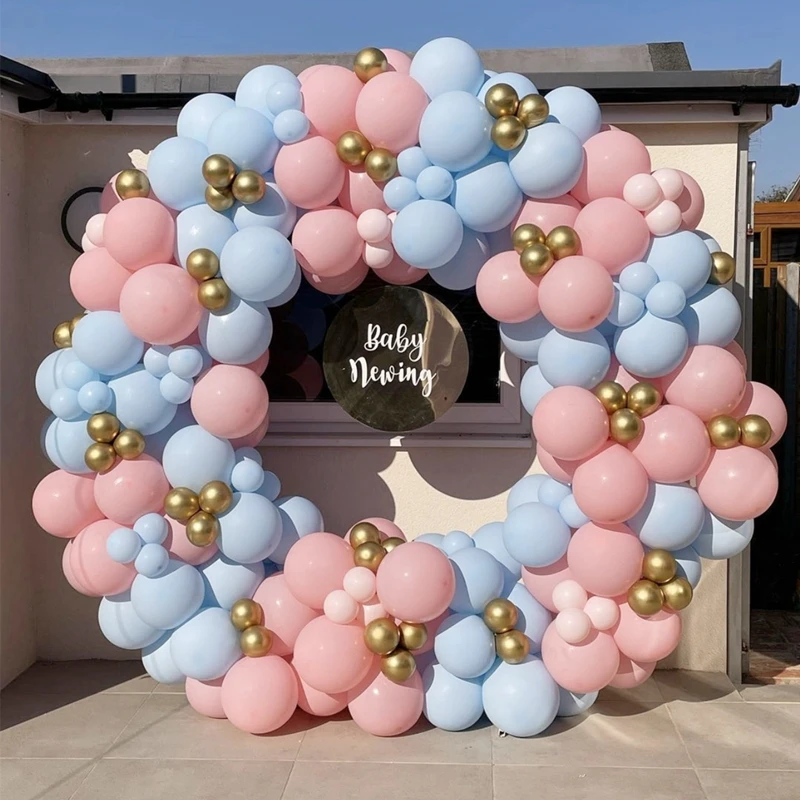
[33,37,786,738]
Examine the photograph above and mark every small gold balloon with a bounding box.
[353,47,389,82]
[198,278,231,311]
[511,223,546,254]
[546,226,581,260]
[642,549,678,584]
[240,625,273,657]
[610,408,642,444]
[593,381,628,414]
[230,598,264,631]
[205,185,235,213]
[186,511,219,547]
[364,148,397,182]
[113,429,145,460]
[495,629,530,664]
[53,321,73,349]
[382,537,405,553]
[164,487,200,522]
[69,314,85,332]
[199,480,233,515]
[519,243,554,276]
[186,248,220,282]
[87,412,120,444]
[115,168,151,200]
[661,577,693,611]
[398,621,428,651]
[349,522,382,549]
[484,83,520,118]
[491,116,526,151]
[84,442,116,473]
[202,154,236,189]
[627,579,663,617]
[231,170,266,205]
[707,415,741,449]
[483,598,519,634]
[709,251,736,285]
[353,541,386,572]
[517,93,550,128]
[364,618,400,655]
[381,648,417,683]
[627,382,662,417]
[336,131,371,166]
[739,414,772,448]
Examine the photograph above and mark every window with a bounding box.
[770,228,800,264]
[752,230,763,262]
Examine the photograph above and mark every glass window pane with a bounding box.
[753,231,761,259]
[770,228,800,263]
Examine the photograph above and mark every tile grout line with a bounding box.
[66,760,100,800]
[664,702,710,800]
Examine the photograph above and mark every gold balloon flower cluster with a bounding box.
[84,413,145,473]
[115,169,151,200]
[511,223,581,278]
[185,247,231,312]
[336,132,398,183]
[230,598,273,658]
[364,617,427,684]
[164,480,233,548]
[483,597,529,664]
[348,521,404,573]
[627,549,693,617]
[52,314,85,350]
[202,153,267,212]
[593,380,662,445]
[484,83,549,151]
[707,413,772,449]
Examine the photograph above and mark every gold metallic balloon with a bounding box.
[87,412,120,444]
[186,511,219,547]
[115,168,151,200]
[519,243,554,276]
[546,226,581,260]
[84,442,116,473]
[364,148,397,182]
[517,93,549,128]
[205,185,235,212]
[491,116,526,151]
[231,598,264,631]
[231,170,266,205]
[593,381,628,414]
[199,480,233,515]
[739,414,772,448]
[336,131,371,166]
[398,621,428,651]
[186,248,220,282]
[495,629,530,664]
[511,223,546,254]
[709,251,736,285]
[483,598,519,634]
[626,382,662,417]
[364,618,401,655]
[113,429,145,460]
[382,537,405,553]
[240,625,273,657]
[610,408,642,444]
[53,321,73,349]
[164,487,200,522]
[484,83,520,118]
[661,577,693,611]
[69,314,85,332]
[642,549,677,585]
[353,541,386,572]
[349,521,382,548]
[627,579,663,617]
[202,154,236,189]
[198,278,231,311]
[353,47,389,82]
[707,415,741,449]
[381,648,417,683]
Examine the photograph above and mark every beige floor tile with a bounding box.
[0,759,94,800]
[655,670,742,703]
[738,682,800,702]
[283,762,492,800]
[669,702,800,769]
[2,660,154,697]
[153,682,186,694]
[697,769,800,800]
[597,677,662,703]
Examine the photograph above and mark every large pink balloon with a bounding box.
[676,170,705,230]
[62,540,90,594]
[532,386,608,461]
[377,253,427,285]
[103,197,175,272]
[347,664,424,736]
[185,677,225,719]
[382,48,412,74]
[574,198,650,275]
[292,660,348,716]
[476,251,540,323]
[119,263,201,345]
[221,655,298,734]
[293,207,361,278]
[541,625,620,693]
[697,446,779,520]
[512,195,581,234]
[93,455,168,526]
[537,256,614,331]
[69,519,136,597]
[283,532,353,609]
[191,365,269,439]
[732,381,787,447]
[613,601,682,662]
[301,65,362,141]
[375,542,455,623]
[537,445,579,484]
[609,654,656,689]
[229,410,269,449]
[629,405,711,484]
[572,443,649,524]
[356,72,428,152]
[273,136,345,209]
[663,345,746,421]
[302,259,368,295]
[723,340,747,370]
[338,168,391,216]
[70,248,130,311]
[33,470,103,539]
[253,573,320,656]
[521,555,574,613]
[567,522,644,597]
[164,516,217,566]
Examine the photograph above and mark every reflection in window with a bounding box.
[770,228,800,263]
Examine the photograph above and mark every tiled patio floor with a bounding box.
[1,661,799,800]
[749,609,800,682]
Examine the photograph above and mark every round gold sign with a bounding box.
[323,286,469,432]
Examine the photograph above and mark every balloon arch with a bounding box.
[34,37,785,737]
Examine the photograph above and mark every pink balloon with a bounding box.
[228,410,269,449]
[324,589,360,624]
[164,516,217,566]
[292,660,348,716]
[521,555,574,613]
[377,252,427,285]
[609,654,656,688]
[69,519,136,597]
[532,386,609,461]
[293,207,361,278]
[103,198,175,272]
[241,349,270,378]
[603,356,663,393]
[353,517,407,542]
[283,532,353,610]
[537,255,614,330]
[343,567,377,603]
[652,169,684,201]
[273,136,345,210]
[574,198,650,275]
[512,195,581,234]
[376,542,455,623]
[629,405,712,483]
[93,455,168,525]
[554,609,592,644]
[302,259,368,294]
[32,470,103,539]
[253,573,320,656]
[382,48,412,74]
[476,250,540,323]
[697,446,779,520]
[185,677,225,719]
[613,601,682,662]
[572,443,649,524]
[347,664,424,736]
[676,170,705,230]
[567,522,644,597]
[537,445,579,483]
[622,173,662,212]
[338,168,391,216]
[301,65,362,141]
[221,655,298,734]
[552,579,588,611]
[732,381,787,447]
[62,541,90,594]
[645,200,682,236]
[584,596,620,631]
[70,248,130,311]
[361,600,389,626]
[119,263,201,345]
[663,345,746,421]
[293,617,375,693]
[85,213,106,246]
[298,64,324,85]
[356,72,428,153]
[191,365,269,439]
[724,340,747,370]
[541,625,620,693]
[357,209,392,243]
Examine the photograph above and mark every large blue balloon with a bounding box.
[619,261,659,298]
[98,591,161,650]
[176,205,237,269]
[44,416,93,473]
[72,312,143,376]
[410,37,484,98]
[423,662,484,731]
[144,403,195,462]
[503,502,571,567]
[473,521,521,595]
[669,545,703,588]
[613,312,688,378]
[544,86,602,144]
[679,284,741,346]
[627,482,704,550]
[200,553,264,609]
[509,123,584,199]
[109,367,177,435]
[692,513,754,559]
[269,495,325,565]
[557,687,598,717]
[177,93,235,144]
[147,136,209,211]
[199,296,272,365]
[451,155,523,233]
[449,547,504,614]
[499,315,553,362]
[233,178,297,237]
[130,560,205,630]
[170,607,241,681]
[520,365,554,415]
[538,328,610,389]
[216,492,283,564]
[207,107,278,173]
[507,474,549,512]
[235,64,300,119]
[478,72,537,103]
[434,613,496,679]
[645,231,712,298]
[430,228,489,291]
[392,199,464,269]
[220,227,296,303]
[142,631,185,684]
[162,424,235,493]
[507,583,551,652]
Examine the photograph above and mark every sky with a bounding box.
[2,0,798,193]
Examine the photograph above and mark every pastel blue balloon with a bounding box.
[441,531,475,555]
[162,424,235,492]
[645,231,712,298]
[415,533,445,548]
[544,87,602,144]
[61,360,98,391]
[98,591,161,650]
[507,583,551,652]
[628,482,704,550]
[233,177,297,237]
[217,492,282,564]
[266,81,302,116]
[45,416,93,473]
[449,547,505,614]
[619,261,659,298]
[78,381,113,414]
[72,312,143,376]
[473,521,521,595]
[235,64,299,118]
[231,458,264,493]
[429,228,489,291]
[557,688,598,717]
[646,281,686,319]
[135,543,170,578]
[697,231,721,253]
[131,513,167,546]
[558,494,590,529]
[509,123,584,199]
[482,655,560,737]
[669,545,703,588]
[257,470,282,502]
[143,345,171,378]
[107,527,142,563]
[607,286,645,327]
[170,607,241,681]
[538,479,571,509]
[176,204,237,266]
[434,612,496,679]
[144,403,195,462]
[597,317,618,342]
[142,631,184,684]
[147,136,208,211]
[508,474,549,512]
[207,107,278,173]
[110,367,177,434]
[614,312,688,378]
[160,373,193,404]
[538,328,610,389]
[679,284,741,346]
[131,560,205,630]
[167,346,203,380]
[266,265,301,308]
[478,72,537,103]
[451,154,523,233]
[273,109,310,144]
[419,91,493,172]
[383,176,420,211]
[177,93,235,144]
[503,502,571,568]
[410,37,484,98]
[520,365,553,415]
[264,495,323,565]
[50,388,82,420]
[220,227,296,303]
[200,296,272,365]
[397,147,432,180]
[423,662,484,731]
[692,513,754,559]
[416,166,454,201]
[499,314,553,362]
[36,349,79,409]
[235,446,262,466]
[200,553,264,609]
[392,199,464,269]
